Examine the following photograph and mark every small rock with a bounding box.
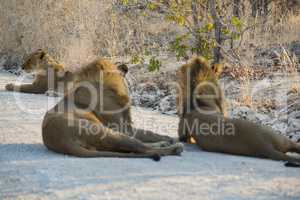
[255,113,271,122]
[288,111,300,119]
[230,106,257,121]
[158,95,177,114]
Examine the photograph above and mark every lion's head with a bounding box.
[74,59,130,108]
[21,49,64,73]
[177,57,224,116]
[75,59,128,87]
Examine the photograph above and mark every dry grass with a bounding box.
[221,10,300,109]
[0,0,175,70]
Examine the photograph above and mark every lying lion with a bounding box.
[177,57,300,164]
[5,49,73,95]
[42,58,183,160]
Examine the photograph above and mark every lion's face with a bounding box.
[177,57,223,115]
[21,49,47,73]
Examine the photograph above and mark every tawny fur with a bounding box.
[5,49,73,95]
[177,57,300,163]
[42,58,183,160]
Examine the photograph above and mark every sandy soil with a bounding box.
[0,71,300,200]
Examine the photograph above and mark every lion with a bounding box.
[42,58,183,160]
[5,49,73,95]
[177,57,300,164]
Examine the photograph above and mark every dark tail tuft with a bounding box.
[152,154,161,161]
[284,161,300,167]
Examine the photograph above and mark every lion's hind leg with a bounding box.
[43,115,159,160]
[288,142,300,154]
[73,119,182,159]
[64,142,161,161]
[144,141,174,148]
[90,124,183,156]
[130,128,176,144]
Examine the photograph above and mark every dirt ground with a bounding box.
[1,71,300,200]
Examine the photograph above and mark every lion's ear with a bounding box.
[117,64,128,75]
[40,51,46,59]
[212,64,223,77]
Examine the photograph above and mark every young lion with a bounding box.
[177,57,300,164]
[42,58,183,160]
[5,49,73,95]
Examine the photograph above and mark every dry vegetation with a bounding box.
[1,1,300,141]
[0,0,177,70]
